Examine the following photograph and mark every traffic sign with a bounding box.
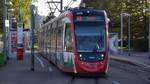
[5,20,9,27]
[17,22,23,44]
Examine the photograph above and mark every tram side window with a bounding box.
[49,28,51,53]
[51,28,55,53]
[57,20,64,53]
[57,28,63,52]
[48,25,51,54]
[64,23,72,52]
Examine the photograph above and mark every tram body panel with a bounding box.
[37,8,109,75]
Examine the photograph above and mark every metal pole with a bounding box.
[143,9,150,59]
[60,0,63,13]
[8,13,12,57]
[19,0,21,21]
[121,14,123,54]
[30,5,35,71]
[3,0,7,61]
[148,15,150,59]
[128,16,131,56]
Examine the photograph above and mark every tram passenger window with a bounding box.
[64,23,72,52]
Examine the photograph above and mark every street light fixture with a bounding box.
[6,8,14,58]
[120,13,131,55]
[3,0,13,60]
[30,4,35,71]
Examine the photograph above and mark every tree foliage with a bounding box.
[0,0,4,33]
[11,0,31,29]
[84,0,150,51]
[0,0,31,34]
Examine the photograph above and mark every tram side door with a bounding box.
[63,20,74,69]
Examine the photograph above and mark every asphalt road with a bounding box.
[0,53,149,84]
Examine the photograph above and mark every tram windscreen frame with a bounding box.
[74,16,106,52]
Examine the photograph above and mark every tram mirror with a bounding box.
[107,18,110,23]
[64,46,67,51]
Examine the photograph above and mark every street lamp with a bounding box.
[143,8,150,59]
[7,8,14,58]
[120,13,131,55]
[30,3,36,71]
[3,0,13,60]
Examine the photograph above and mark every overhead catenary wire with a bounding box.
[66,0,73,7]
[65,0,76,10]
[47,0,62,15]
[51,0,61,12]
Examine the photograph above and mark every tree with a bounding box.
[83,0,150,51]
[0,0,31,34]
[0,0,4,33]
[11,0,31,29]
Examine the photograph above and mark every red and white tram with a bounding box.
[38,8,110,75]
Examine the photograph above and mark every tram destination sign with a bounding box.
[75,16,104,22]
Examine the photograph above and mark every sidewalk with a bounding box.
[0,52,52,84]
[110,52,150,69]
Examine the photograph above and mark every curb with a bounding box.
[142,76,150,84]
[110,55,150,69]
[110,55,150,83]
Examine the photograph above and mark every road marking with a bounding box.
[107,78,120,84]
[48,67,52,72]
[36,55,53,72]
[112,80,120,84]
[35,56,45,68]
[138,69,145,73]
[141,76,150,84]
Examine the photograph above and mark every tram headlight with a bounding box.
[98,53,105,60]
[101,53,104,60]
[79,54,83,61]
[101,54,104,58]
[79,54,82,58]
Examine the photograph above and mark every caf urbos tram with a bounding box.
[37,8,109,75]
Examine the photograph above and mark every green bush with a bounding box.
[0,53,5,66]
[122,39,148,52]
[132,39,148,52]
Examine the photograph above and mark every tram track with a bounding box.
[67,76,114,84]
[93,78,99,84]
[93,76,120,84]
[35,53,149,84]
[67,76,75,84]
[67,76,100,84]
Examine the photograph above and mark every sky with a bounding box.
[35,0,82,16]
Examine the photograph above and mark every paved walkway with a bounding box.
[0,52,52,84]
[111,52,150,69]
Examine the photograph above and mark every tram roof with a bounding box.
[41,7,105,28]
[69,7,105,15]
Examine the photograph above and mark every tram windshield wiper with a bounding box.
[92,43,100,52]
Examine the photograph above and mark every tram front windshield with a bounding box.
[75,22,105,52]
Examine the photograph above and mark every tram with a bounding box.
[37,7,110,75]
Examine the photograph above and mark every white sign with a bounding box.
[17,23,24,44]
[143,9,150,12]
[5,20,9,27]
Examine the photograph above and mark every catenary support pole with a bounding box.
[3,0,7,62]
[121,14,123,54]
[143,9,150,59]
[30,5,35,71]
[60,0,63,13]
[128,16,131,56]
